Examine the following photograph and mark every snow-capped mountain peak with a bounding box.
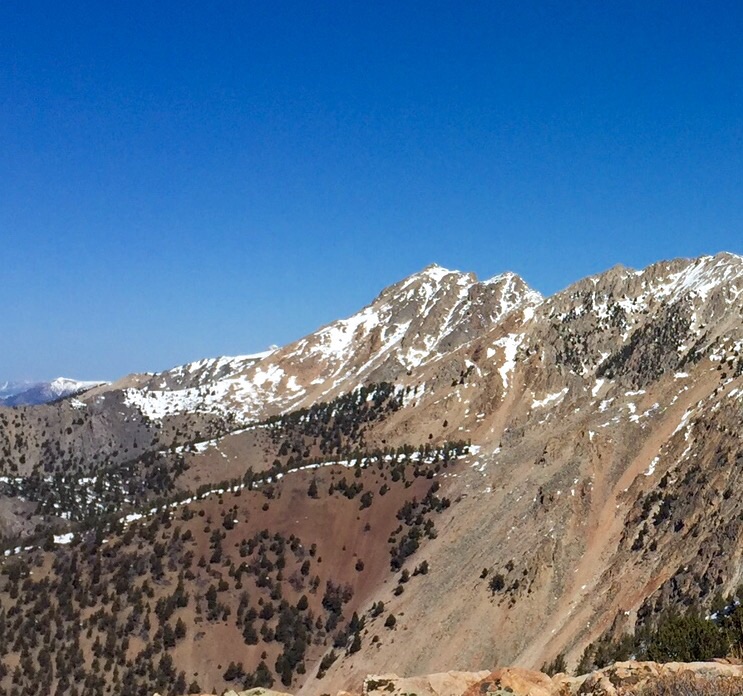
[115,264,541,422]
[0,378,107,407]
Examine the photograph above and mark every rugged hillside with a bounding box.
[1,253,743,696]
[310,253,743,694]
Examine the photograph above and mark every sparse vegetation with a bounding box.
[578,601,743,675]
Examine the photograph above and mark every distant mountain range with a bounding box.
[0,377,106,406]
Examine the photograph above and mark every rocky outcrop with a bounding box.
[176,662,743,696]
[468,661,743,696]
[182,688,293,696]
[364,671,492,696]
[332,662,743,696]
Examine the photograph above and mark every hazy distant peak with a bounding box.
[0,378,106,407]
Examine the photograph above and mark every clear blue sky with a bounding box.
[3,2,742,380]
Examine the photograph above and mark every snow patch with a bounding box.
[492,333,524,390]
[645,456,659,476]
[532,388,568,409]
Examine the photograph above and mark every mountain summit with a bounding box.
[108,263,542,422]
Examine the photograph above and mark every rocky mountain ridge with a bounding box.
[1,252,743,696]
[91,252,743,430]
[105,264,541,423]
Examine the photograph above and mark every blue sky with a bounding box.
[2,2,743,380]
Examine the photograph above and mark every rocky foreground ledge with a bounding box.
[170,660,743,696]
